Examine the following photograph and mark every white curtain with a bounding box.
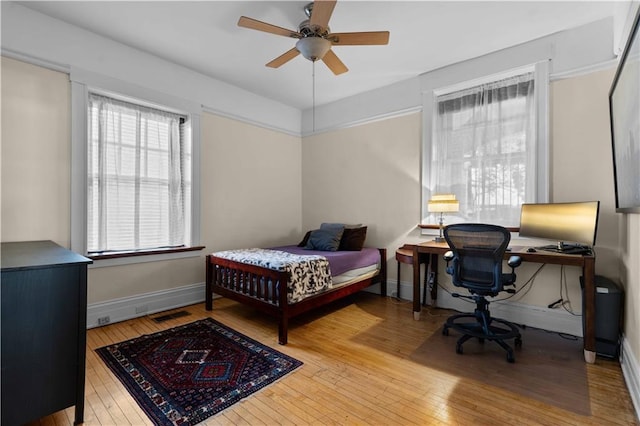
[431,72,536,227]
[87,94,187,253]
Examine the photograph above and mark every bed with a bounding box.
[205,224,387,344]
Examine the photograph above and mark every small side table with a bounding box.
[396,244,429,303]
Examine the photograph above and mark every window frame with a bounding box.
[420,62,549,233]
[71,69,202,267]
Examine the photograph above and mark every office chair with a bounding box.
[442,223,523,363]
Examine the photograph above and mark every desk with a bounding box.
[411,241,597,364]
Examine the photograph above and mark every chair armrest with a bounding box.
[508,255,522,269]
[444,251,454,262]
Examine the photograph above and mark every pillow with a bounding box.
[297,230,312,247]
[305,227,345,251]
[321,222,362,230]
[339,226,368,251]
[298,223,355,247]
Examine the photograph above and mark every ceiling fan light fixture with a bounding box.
[238,0,389,74]
[296,37,331,61]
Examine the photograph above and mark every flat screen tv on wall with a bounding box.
[609,6,640,213]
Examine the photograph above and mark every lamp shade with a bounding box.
[427,194,460,213]
[296,37,331,61]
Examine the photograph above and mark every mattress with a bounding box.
[271,245,381,276]
[273,245,381,290]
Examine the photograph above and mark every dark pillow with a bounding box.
[339,226,368,251]
[321,222,362,230]
[297,230,312,247]
[305,227,345,251]
[298,223,353,248]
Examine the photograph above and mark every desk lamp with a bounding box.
[428,194,459,242]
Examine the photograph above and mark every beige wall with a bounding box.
[1,57,71,247]
[301,112,423,264]
[1,57,302,304]
[551,68,638,362]
[88,257,203,303]
[200,112,302,252]
[551,68,620,277]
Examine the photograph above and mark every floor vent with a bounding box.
[151,310,191,323]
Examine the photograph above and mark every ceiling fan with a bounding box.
[237,0,390,75]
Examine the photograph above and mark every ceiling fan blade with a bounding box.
[322,49,348,75]
[266,48,301,68]
[310,0,337,29]
[238,16,300,38]
[330,31,390,46]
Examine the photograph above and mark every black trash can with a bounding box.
[580,275,623,358]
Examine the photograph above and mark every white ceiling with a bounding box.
[18,1,618,110]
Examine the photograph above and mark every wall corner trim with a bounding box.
[2,47,70,74]
[302,106,422,137]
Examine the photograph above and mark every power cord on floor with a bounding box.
[538,327,580,341]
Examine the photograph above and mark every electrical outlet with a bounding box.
[97,316,110,326]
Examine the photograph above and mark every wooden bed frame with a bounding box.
[205,248,387,344]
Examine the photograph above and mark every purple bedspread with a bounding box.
[270,246,380,277]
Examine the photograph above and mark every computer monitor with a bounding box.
[518,201,600,253]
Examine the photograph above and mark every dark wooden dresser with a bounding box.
[1,240,92,425]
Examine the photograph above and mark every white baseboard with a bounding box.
[442,297,584,336]
[87,282,206,328]
[393,280,583,336]
[621,335,640,422]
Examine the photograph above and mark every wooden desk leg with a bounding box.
[412,246,421,320]
[583,257,596,364]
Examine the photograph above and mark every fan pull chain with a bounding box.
[312,60,316,132]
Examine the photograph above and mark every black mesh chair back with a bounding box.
[441,223,522,362]
[443,224,513,296]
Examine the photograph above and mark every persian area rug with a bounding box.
[96,318,303,426]
[410,326,591,416]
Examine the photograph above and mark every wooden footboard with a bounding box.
[205,248,387,344]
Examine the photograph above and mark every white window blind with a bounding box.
[87,93,191,253]
[427,71,537,227]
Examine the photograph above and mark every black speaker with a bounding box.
[581,275,623,358]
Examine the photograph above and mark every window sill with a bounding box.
[88,245,205,268]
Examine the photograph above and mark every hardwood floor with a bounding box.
[29,293,638,425]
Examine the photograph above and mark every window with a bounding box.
[70,71,202,266]
[423,66,547,228]
[86,93,192,255]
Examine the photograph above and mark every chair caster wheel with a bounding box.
[515,337,522,348]
[442,327,449,336]
[507,352,515,363]
[456,343,463,355]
